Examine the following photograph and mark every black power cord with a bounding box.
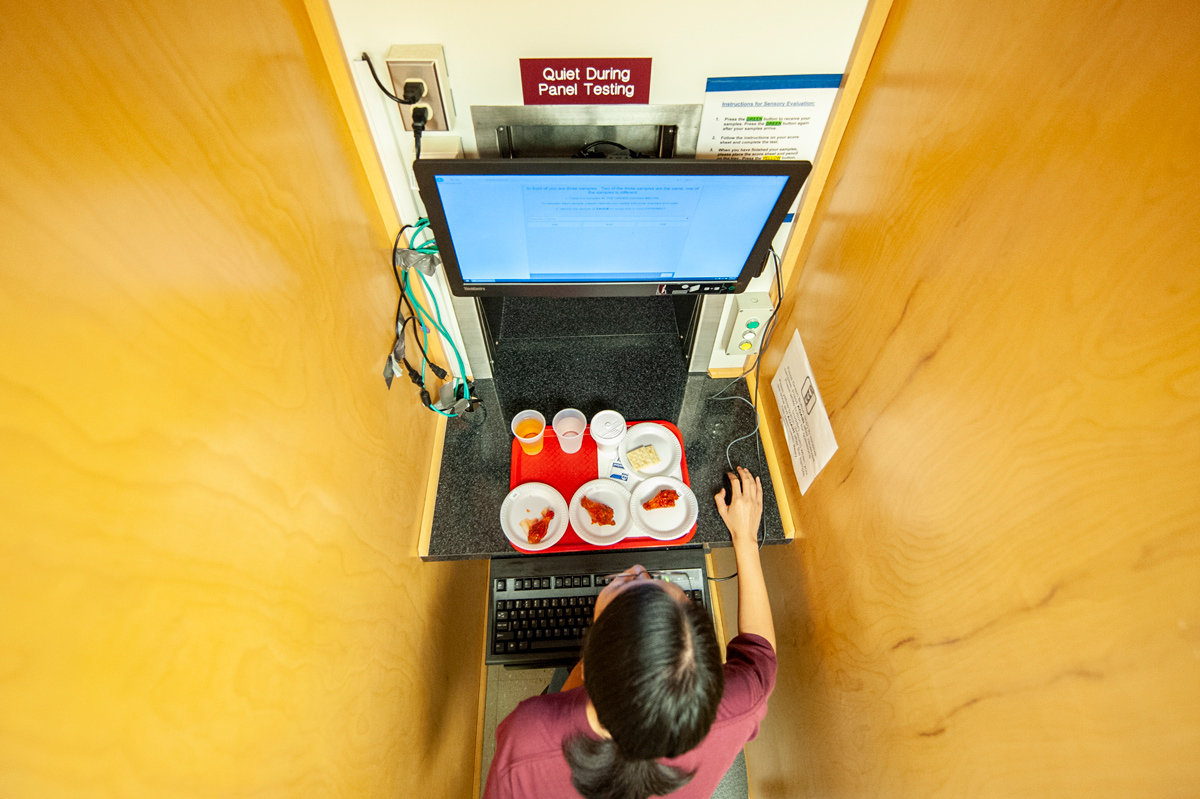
[390,227,447,380]
[361,53,429,160]
[411,105,429,160]
[711,247,785,395]
[383,227,482,418]
[706,247,783,582]
[361,53,424,105]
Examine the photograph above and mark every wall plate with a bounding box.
[385,45,455,132]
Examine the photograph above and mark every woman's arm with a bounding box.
[715,467,776,651]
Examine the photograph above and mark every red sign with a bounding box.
[520,58,652,105]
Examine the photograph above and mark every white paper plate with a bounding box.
[618,423,681,477]
[569,479,633,546]
[629,476,698,541]
[500,482,568,552]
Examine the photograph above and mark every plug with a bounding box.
[411,104,431,133]
[411,104,430,159]
[427,361,448,380]
[404,360,424,387]
[401,78,426,104]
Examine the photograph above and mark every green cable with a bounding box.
[420,323,454,417]
[408,219,433,250]
[414,271,456,356]
[404,268,467,383]
[403,269,467,391]
[418,274,467,383]
[393,222,457,417]
[410,218,438,253]
[398,220,464,417]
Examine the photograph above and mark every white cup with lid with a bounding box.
[589,410,627,455]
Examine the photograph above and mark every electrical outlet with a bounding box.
[384,45,455,132]
[723,292,772,357]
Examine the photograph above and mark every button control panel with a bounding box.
[723,291,773,357]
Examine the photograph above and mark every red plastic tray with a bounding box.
[508,421,695,554]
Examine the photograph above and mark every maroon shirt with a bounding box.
[483,634,776,799]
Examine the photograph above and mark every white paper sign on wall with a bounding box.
[696,75,842,161]
[771,330,838,494]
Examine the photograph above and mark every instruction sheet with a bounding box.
[696,75,841,161]
[771,330,837,494]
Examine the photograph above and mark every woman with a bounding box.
[484,466,777,799]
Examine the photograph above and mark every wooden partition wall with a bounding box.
[0,1,486,795]
[751,0,1200,795]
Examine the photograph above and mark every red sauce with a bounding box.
[525,508,555,544]
[581,496,616,526]
[642,489,679,511]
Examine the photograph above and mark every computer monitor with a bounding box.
[412,158,811,297]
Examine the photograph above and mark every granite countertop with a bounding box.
[424,375,788,561]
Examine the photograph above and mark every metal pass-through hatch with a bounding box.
[471,104,702,159]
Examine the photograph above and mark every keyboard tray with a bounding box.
[486,549,710,667]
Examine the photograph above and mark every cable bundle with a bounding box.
[383,220,479,417]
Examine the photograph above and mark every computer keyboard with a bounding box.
[486,549,711,667]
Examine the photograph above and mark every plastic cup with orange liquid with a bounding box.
[511,410,546,456]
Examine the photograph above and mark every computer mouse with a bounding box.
[719,472,734,505]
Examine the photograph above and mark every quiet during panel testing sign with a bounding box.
[771,331,837,494]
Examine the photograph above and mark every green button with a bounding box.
[746,319,760,329]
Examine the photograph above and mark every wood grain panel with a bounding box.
[751,0,1200,795]
[777,0,893,290]
[0,1,486,796]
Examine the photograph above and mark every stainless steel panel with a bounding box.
[688,294,728,373]
[471,105,702,158]
[504,124,665,158]
[449,294,492,379]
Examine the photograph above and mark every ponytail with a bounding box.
[561,583,723,799]
[563,734,694,799]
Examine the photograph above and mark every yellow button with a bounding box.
[739,341,753,351]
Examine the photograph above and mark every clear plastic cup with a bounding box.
[553,409,587,454]
[511,410,546,456]
[590,410,627,455]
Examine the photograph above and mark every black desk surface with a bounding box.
[424,375,790,561]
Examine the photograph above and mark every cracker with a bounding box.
[627,444,661,471]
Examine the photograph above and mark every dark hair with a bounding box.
[563,583,724,799]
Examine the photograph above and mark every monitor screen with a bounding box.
[413,159,811,297]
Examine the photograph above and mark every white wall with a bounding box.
[328,0,869,372]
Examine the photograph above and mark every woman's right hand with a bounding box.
[715,466,763,549]
[715,467,776,650]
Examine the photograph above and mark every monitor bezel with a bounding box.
[412,158,812,298]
